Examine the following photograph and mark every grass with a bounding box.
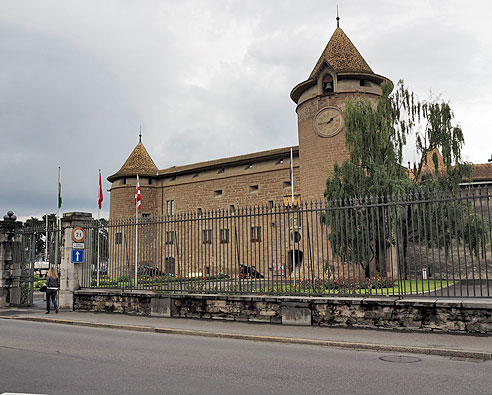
[87,275,459,297]
[250,279,460,296]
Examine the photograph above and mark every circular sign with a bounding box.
[72,227,86,243]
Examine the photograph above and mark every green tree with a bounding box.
[24,214,57,260]
[324,80,489,279]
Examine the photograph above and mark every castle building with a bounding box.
[108,25,390,217]
[105,23,492,282]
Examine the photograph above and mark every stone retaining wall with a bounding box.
[74,290,492,334]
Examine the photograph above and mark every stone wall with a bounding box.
[74,290,492,334]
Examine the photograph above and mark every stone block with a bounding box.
[151,297,171,317]
[281,306,312,326]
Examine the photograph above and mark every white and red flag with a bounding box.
[98,170,103,210]
[135,174,142,210]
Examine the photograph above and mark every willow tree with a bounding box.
[324,80,489,279]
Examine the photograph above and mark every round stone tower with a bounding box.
[291,25,391,202]
[107,138,160,218]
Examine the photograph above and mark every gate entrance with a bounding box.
[15,224,61,306]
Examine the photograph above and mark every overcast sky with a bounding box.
[1,0,491,221]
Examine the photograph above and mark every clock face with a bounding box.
[314,107,343,138]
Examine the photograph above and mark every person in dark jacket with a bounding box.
[45,267,59,314]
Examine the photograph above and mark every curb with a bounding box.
[2,315,491,361]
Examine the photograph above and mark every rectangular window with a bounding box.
[214,190,223,198]
[251,226,261,242]
[229,205,235,214]
[115,232,122,245]
[249,185,259,193]
[166,200,175,216]
[219,229,229,243]
[202,229,213,244]
[283,181,291,188]
[165,231,175,245]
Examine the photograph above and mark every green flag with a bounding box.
[58,167,62,209]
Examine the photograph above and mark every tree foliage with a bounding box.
[24,214,57,260]
[324,81,489,278]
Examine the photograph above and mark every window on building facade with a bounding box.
[214,190,223,198]
[245,163,253,170]
[249,185,259,193]
[202,229,213,244]
[115,232,123,245]
[268,200,274,210]
[218,168,225,174]
[229,205,235,214]
[251,226,261,242]
[283,181,291,188]
[219,229,229,243]
[276,158,284,165]
[165,231,175,245]
[166,200,175,216]
[197,208,203,217]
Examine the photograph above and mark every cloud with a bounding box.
[0,0,491,220]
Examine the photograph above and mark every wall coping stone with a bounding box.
[361,297,398,306]
[461,300,492,309]
[435,300,464,308]
[328,297,364,305]
[395,299,437,307]
[281,301,309,308]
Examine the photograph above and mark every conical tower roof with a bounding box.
[309,27,373,78]
[108,142,158,182]
[291,26,389,104]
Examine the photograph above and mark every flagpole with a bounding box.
[135,174,139,287]
[54,166,61,270]
[97,169,101,287]
[290,148,296,286]
[45,213,48,262]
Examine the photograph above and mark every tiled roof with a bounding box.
[108,142,158,182]
[309,27,373,79]
[158,146,299,177]
[471,163,492,182]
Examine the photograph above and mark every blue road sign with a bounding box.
[72,249,84,263]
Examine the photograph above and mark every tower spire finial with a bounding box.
[139,126,142,143]
[336,5,340,28]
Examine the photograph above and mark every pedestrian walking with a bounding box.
[45,267,59,314]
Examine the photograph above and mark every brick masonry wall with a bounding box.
[74,290,492,334]
[110,178,162,218]
[296,92,380,202]
[109,156,300,218]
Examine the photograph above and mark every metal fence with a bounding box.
[82,187,492,298]
[14,223,61,305]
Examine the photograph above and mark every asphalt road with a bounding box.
[1,320,491,395]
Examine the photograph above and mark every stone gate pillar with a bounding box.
[59,212,93,309]
[0,211,22,307]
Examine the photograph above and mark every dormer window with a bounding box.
[322,75,334,94]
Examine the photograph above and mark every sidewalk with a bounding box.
[1,293,491,361]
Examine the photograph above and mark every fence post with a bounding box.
[59,212,93,310]
[0,211,23,307]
